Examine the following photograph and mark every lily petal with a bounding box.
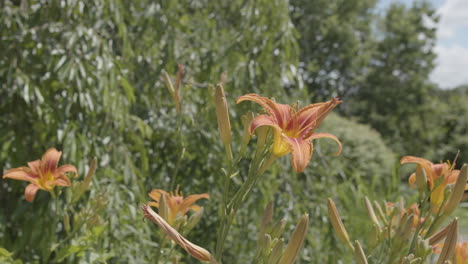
[445,170,460,185]
[237,94,292,128]
[181,193,209,214]
[148,201,159,208]
[283,136,312,173]
[2,167,37,182]
[249,115,281,135]
[408,173,417,188]
[401,156,436,187]
[41,148,62,173]
[306,133,342,156]
[290,98,341,136]
[149,189,176,211]
[57,164,78,178]
[53,175,71,187]
[27,160,41,175]
[25,183,41,202]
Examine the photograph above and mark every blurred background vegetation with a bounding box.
[0,0,466,263]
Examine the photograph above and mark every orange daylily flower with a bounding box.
[401,156,467,209]
[2,148,78,202]
[237,94,342,172]
[148,187,209,227]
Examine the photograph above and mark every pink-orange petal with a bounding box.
[290,98,341,136]
[408,173,417,189]
[237,94,292,128]
[149,189,169,202]
[53,175,71,187]
[445,170,460,185]
[27,160,41,174]
[249,115,281,135]
[400,156,436,187]
[148,201,160,208]
[2,167,38,182]
[25,183,41,202]
[181,193,210,214]
[284,136,313,173]
[57,164,78,178]
[41,148,62,173]
[306,132,342,156]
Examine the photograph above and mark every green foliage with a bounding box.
[0,0,466,263]
[317,113,396,181]
[291,0,377,99]
[351,2,439,157]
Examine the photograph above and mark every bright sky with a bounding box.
[380,0,468,89]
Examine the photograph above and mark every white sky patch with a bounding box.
[437,0,468,39]
[431,44,468,88]
[431,0,468,88]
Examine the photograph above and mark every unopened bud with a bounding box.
[353,240,368,264]
[214,83,232,160]
[158,194,170,224]
[437,218,458,264]
[184,207,204,232]
[444,164,467,216]
[278,214,309,264]
[260,202,274,237]
[415,165,428,192]
[429,223,451,246]
[163,65,183,113]
[365,197,380,228]
[373,200,388,225]
[327,198,354,250]
[72,157,97,203]
[142,205,215,263]
[81,157,97,192]
[369,224,381,248]
[270,219,287,240]
[415,236,432,258]
[163,71,175,97]
[268,239,284,264]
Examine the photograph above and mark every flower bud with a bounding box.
[268,239,284,264]
[369,224,381,248]
[415,236,432,258]
[437,218,458,264]
[415,165,428,192]
[259,201,274,237]
[353,240,368,264]
[327,198,354,250]
[365,196,380,228]
[270,219,287,240]
[214,83,233,160]
[278,214,309,264]
[142,205,215,263]
[184,207,204,232]
[429,223,451,246]
[158,194,170,224]
[444,164,467,216]
[373,200,388,225]
[72,157,97,203]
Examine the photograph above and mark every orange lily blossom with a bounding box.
[237,94,342,172]
[148,187,209,227]
[401,156,467,209]
[2,148,78,202]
